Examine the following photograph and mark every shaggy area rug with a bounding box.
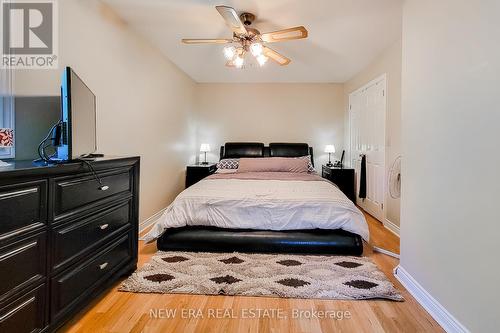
[119,251,403,301]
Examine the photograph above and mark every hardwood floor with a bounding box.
[60,212,443,333]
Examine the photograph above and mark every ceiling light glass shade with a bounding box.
[234,55,244,68]
[324,145,336,153]
[256,54,268,66]
[223,46,236,60]
[250,43,263,56]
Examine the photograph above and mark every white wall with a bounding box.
[195,83,345,170]
[344,39,402,226]
[14,0,197,222]
[401,1,500,331]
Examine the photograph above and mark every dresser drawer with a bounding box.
[53,168,132,220]
[322,166,332,177]
[52,201,132,271]
[50,233,132,320]
[0,180,47,242]
[0,283,46,333]
[0,233,46,300]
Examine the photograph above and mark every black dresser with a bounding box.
[0,156,140,333]
[322,165,356,203]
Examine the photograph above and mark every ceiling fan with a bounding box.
[181,5,308,68]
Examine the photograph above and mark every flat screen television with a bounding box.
[57,67,97,161]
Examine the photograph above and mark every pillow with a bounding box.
[297,155,315,173]
[237,157,309,173]
[216,158,239,169]
[217,156,314,172]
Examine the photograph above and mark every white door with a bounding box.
[349,75,386,222]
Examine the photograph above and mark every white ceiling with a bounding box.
[102,0,402,83]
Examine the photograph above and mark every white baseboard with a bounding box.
[394,265,469,333]
[139,206,168,233]
[383,218,400,237]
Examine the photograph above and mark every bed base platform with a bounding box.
[156,226,363,256]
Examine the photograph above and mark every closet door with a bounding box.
[349,76,386,221]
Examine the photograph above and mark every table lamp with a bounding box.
[324,144,335,167]
[200,143,210,165]
[0,128,14,167]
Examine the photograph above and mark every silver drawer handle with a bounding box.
[99,185,109,191]
[0,297,35,321]
[0,187,38,200]
[99,224,109,230]
[99,262,109,270]
[0,241,37,261]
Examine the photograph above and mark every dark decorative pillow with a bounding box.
[297,155,315,172]
[217,158,239,169]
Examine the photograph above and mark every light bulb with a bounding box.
[257,54,268,66]
[234,55,244,68]
[250,43,263,56]
[223,46,236,60]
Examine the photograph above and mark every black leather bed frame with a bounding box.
[157,142,363,255]
[220,142,315,166]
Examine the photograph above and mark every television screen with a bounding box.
[58,67,97,160]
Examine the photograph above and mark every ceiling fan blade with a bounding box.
[263,46,291,66]
[260,26,308,43]
[215,6,247,36]
[181,38,233,44]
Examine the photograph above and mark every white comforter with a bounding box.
[143,174,369,242]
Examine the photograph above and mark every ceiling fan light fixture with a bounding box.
[250,42,263,56]
[257,54,268,66]
[223,45,236,60]
[183,6,308,69]
[234,55,244,68]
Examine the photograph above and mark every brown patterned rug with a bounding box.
[119,251,403,301]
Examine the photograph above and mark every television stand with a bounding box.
[0,156,140,332]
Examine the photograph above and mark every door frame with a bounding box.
[348,73,387,221]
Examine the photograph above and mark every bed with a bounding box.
[146,142,368,255]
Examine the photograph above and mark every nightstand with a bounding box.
[186,163,217,188]
[322,165,356,202]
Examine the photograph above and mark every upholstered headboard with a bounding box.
[221,142,265,158]
[220,142,314,167]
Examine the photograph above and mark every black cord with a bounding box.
[37,121,61,162]
[36,121,105,189]
[76,158,106,189]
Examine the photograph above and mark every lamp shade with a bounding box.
[200,143,211,152]
[0,128,14,147]
[324,145,336,153]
